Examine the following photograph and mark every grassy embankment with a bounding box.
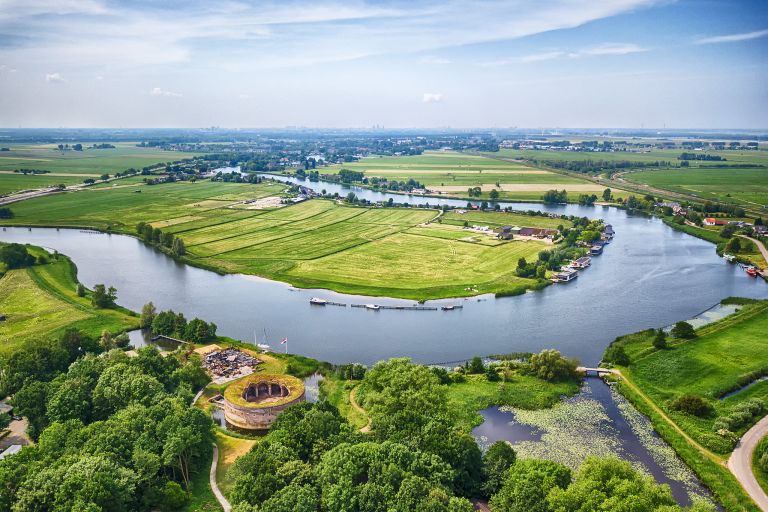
[0,244,138,353]
[321,150,618,202]
[1,180,568,300]
[0,142,202,195]
[754,436,768,495]
[605,299,768,511]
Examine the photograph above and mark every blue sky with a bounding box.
[0,0,766,128]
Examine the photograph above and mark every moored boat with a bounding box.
[723,254,736,263]
[746,266,758,277]
[365,304,381,310]
[309,297,328,305]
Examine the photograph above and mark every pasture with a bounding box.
[0,142,201,194]
[326,150,604,202]
[0,246,138,353]
[626,167,768,208]
[616,300,768,455]
[0,180,568,299]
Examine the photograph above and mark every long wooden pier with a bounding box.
[150,334,191,345]
[350,304,438,311]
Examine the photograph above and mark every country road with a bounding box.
[728,415,768,511]
[739,235,768,268]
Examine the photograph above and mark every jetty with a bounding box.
[150,334,191,345]
[350,304,438,311]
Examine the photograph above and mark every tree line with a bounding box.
[136,222,186,256]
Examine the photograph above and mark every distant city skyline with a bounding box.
[0,0,766,128]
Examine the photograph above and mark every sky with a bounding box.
[0,0,766,129]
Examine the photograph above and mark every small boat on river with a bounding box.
[309,297,328,305]
[365,304,381,310]
[723,254,736,263]
[746,266,758,277]
[441,304,463,311]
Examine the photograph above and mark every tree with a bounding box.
[546,457,689,511]
[100,173,110,181]
[652,329,667,350]
[489,189,500,200]
[140,302,157,329]
[490,458,571,512]
[482,441,516,497]
[91,284,117,308]
[602,188,612,201]
[183,318,216,343]
[0,243,35,269]
[724,237,742,254]
[152,310,178,336]
[0,207,14,219]
[528,349,578,382]
[467,356,485,374]
[76,283,86,297]
[172,237,186,256]
[671,321,696,339]
[603,344,629,366]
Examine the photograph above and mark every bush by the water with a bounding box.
[671,321,696,339]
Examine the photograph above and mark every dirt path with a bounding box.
[349,386,372,433]
[728,415,768,511]
[210,443,231,512]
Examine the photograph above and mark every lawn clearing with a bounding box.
[0,247,138,353]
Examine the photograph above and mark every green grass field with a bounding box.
[0,142,201,195]
[0,180,568,299]
[615,300,768,455]
[323,151,607,202]
[626,167,768,208]
[0,246,138,354]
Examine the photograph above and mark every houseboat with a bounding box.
[570,257,592,269]
[365,304,381,310]
[441,304,464,311]
[603,224,615,239]
[589,245,603,256]
[552,269,578,282]
[309,297,328,305]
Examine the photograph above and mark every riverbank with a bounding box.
[0,180,588,301]
[602,298,768,511]
[0,242,138,352]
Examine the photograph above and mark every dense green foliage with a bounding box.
[0,331,213,511]
[0,243,35,269]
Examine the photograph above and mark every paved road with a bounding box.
[728,415,768,512]
[210,443,231,512]
[739,235,768,267]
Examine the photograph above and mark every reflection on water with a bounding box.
[127,329,182,351]
[473,378,712,507]
[303,373,324,403]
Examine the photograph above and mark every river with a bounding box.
[0,178,765,366]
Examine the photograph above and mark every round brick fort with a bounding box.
[222,374,305,430]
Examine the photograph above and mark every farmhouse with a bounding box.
[703,218,728,226]
[494,226,514,240]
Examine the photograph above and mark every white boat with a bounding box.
[722,254,736,263]
[552,269,578,282]
[569,256,592,269]
[365,304,381,310]
[309,297,328,305]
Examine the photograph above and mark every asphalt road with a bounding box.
[728,414,768,511]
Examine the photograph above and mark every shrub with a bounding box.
[669,394,713,417]
[712,399,766,432]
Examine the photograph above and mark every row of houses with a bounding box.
[493,225,559,240]
[703,217,767,235]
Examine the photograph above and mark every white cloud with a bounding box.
[150,87,182,98]
[45,72,64,83]
[519,51,565,63]
[0,64,17,73]
[571,42,648,57]
[421,55,451,65]
[422,92,442,103]
[695,29,768,45]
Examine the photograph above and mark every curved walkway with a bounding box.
[738,235,768,268]
[728,415,768,511]
[349,386,372,433]
[210,443,231,512]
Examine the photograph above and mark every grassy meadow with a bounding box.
[0,245,138,353]
[613,300,768,455]
[495,148,768,209]
[325,150,608,202]
[627,167,768,209]
[0,142,200,195]
[0,180,567,299]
